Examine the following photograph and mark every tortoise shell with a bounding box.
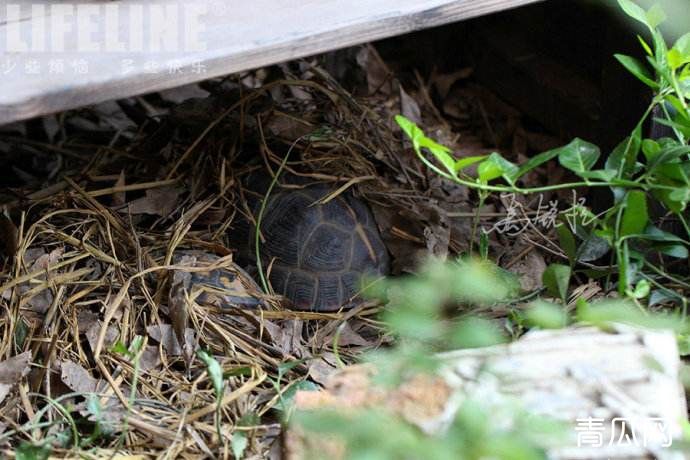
[257,185,389,311]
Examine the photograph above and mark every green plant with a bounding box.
[292,2,690,458]
[396,0,690,304]
[293,258,567,460]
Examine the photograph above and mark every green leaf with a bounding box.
[631,279,651,299]
[508,146,562,182]
[278,359,309,382]
[275,380,319,412]
[556,223,577,264]
[395,115,459,177]
[395,114,423,147]
[197,350,224,399]
[637,35,653,56]
[648,144,690,169]
[641,139,660,163]
[667,48,686,70]
[525,301,568,329]
[645,3,667,29]
[617,0,650,27]
[643,225,686,243]
[16,443,51,460]
[620,190,648,237]
[110,341,131,358]
[477,152,518,184]
[656,243,689,258]
[606,130,642,175]
[576,169,617,181]
[654,163,689,183]
[418,136,456,177]
[455,155,487,173]
[557,138,600,174]
[542,264,571,301]
[654,188,687,213]
[650,289,682,306]
[669,187,690,202]
[477,159,502,182]
[614,54,659,89]
[652,117,690,138]
[577,299,689,333]
[675,32,690,56]
[577,233,611,262]
[479,230,489,260]
[232,431,248,459]
[449,317,507,349]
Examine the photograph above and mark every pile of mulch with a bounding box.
[0,44,573,457]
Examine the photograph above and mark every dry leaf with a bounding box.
[86,322,120,354]
[0,351,31,405]
[147,324,195,357]
[61,360,103,393]
[399,86,422,126]
[308,357,337,386]
[124,187,181,216]
[508,250,547,291]
[112,170,126,207]
[355,45,392,95]
[138,345,162,372]
[0,351,31,383]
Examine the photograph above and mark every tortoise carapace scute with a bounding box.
[258,185,389,311]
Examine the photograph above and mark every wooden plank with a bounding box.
[0,0,543,125]
[289,327,687,459]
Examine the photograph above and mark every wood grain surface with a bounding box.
[0,0,543,124]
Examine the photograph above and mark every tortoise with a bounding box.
[177,184,389,312]
[251,184,390,311]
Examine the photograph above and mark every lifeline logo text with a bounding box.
[2,4,207,53]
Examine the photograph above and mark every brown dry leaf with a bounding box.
[112,170,126,207]
[307,353,339,386]
[124,187,181,216]
[0,351,31,404]
[61,360,103,393]
[321,321,371,348]
[169,269,192,359]
[399,86,422,126]
[263,319,305,357]
[77,310,100,334]
[86,322,120,354]
[0,351,31,383]
[147,324,195,357]
[138,345,162,372]
[30,247,64,270]
[508,249,547,291]
[355,45,392,95]
[266,113,313,139]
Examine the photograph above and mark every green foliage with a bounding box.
[295,258,565,459]
[295,3,690,459]
[576,298,689,333]
[16,442,51,460]
[542,264,571,302]
[395,0,690,302]
[197,349,226,440]
[525,301,569,329]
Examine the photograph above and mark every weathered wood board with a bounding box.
[0,0,543,125]
[290,327,688,459]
